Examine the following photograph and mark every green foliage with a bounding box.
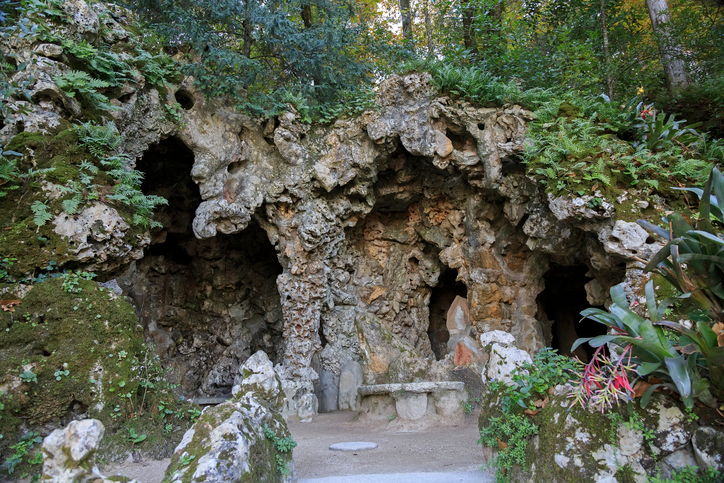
[1,431,42,475]
[649,466,724,483]
[126,427,147,445]
[127,0,371,118]
[489,347,582,413]
[53,369,69,381]
[54,70,115,113]
[477,413,539,483]
[30,200,52,227]
[0,145,22,198]
[624,99,702,152]
[524,96,717,195]
[61,270,96,294]
[73,122,168,228]
[572,167,724,411]
[61,39,131,87]
[19,370,37,383]
[263,423,297,476]
[405,59,550,109]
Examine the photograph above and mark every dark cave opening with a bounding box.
[131,137,287,397]
[537,264,607,361]
[428,268,468,360]
[135,136,199,235]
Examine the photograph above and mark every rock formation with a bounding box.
[0,0,668,426]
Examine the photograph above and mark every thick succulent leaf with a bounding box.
[644,241,674,272]
[610,284,629,309]
[609,304,644,335]
[654,320,704,346]
[697,321,718,349]
[686,230,724,246]
[637,219,670,240]
[580,308,623,329]
[676,253,724,268]
[645,280,661,321]
[588,334,619,348]
[711,166,724,220]
[637,361,662,376]
[665,354,692,399]
[667,213,693,237]
[571,337,593,353]
[640,383,665,408]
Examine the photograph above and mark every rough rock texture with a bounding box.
[480,388,724,482]
[0,0,669,420]
[164,351,297,483]
[41,419,137,483]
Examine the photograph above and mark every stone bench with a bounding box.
[357,381,466,420]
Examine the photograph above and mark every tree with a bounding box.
[645,0,690,92]
[129,0,371,113]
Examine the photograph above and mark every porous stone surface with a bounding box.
[481,342,532,385]
[338,361,364,411]
[164,351,297,483]
[41,419,138,483]
[479,390,720,482]
[692,427,724,471]
[0,0,675,424]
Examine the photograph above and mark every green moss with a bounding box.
[615,464,637,483]
[0,279,196,474]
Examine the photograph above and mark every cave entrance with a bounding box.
[135,136,198,234]
[428,268,467,360]
[128,137,286,398]
[537,263,606,361]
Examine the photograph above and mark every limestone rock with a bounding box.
[232,350,282,405]
[453,335,484,367]
[692,427,724,471]
[338,361,364,411]
[548,193,615,222]
[317,367,339,412]
[482,342,532,385]
[42,419,138,483]
[601,220,663,260]
[394,392,429,420]
[479,330,516,348]
[165,363,297,483]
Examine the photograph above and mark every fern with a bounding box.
[74,122,122,157]
[31,200,53,226]
[61,195,82,214]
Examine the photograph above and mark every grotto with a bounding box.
[0,1,723,481]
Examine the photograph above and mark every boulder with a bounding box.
[165,351,298,482]
[692,427,724,471]
[41,419,138,483]
[338,361,363,411]
[481,342,532,385]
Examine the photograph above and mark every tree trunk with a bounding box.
[423,0,433,56]
[600,0,614,99]
[301,3,312,28]
[645,0,689,92]
[461,0,476,54]
[399,0,413,44]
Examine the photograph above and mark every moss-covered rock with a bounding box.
[0,278,196,477]
[478,385,722,482]
[165,351,296,483]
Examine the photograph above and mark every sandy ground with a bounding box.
[104,411,488,482]
[289,412,485,478]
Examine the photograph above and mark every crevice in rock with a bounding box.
[174,89,195,110]
[537,263,606,362]
[428,268,467,360]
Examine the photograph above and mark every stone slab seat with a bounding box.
[357,381,466,421]
[357,381,464,396]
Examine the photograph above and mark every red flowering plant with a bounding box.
[622,98,702,152]
[570,167,724,412]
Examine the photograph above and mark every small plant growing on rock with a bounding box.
[262,423,297,476]
[477,413,539,483]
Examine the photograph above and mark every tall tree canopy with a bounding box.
[130,0,372,113]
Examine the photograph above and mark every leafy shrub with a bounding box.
[478,413,539,483]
